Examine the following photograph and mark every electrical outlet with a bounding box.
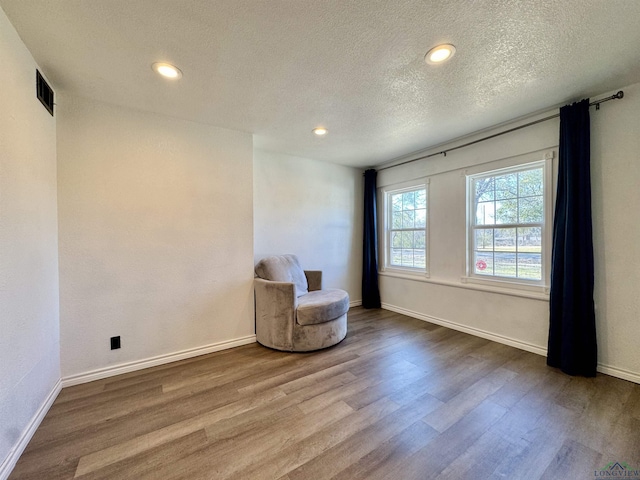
[110,336,121,350]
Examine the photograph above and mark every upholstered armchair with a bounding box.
[254,254,349,352]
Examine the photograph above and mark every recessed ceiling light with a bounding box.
[425,44,456,65]
[312,127,328,136]
[152,62,183,79]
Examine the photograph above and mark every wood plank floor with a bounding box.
[10,307,640,479]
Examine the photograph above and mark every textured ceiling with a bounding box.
[2,0,640,168]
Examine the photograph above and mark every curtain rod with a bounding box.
[374,91,624,173]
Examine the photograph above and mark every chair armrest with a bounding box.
[254,278,297,350]
[304,270,322,291]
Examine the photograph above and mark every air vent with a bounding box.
[36,70,54,116]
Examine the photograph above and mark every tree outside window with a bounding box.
[470,163,545,282]
[386,186,428,271]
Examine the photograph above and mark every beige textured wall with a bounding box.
[57,95,254,378]
[591,82,640,380]
[0,6,60,473]
[253,150,363,303]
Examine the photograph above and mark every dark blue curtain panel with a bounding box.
[547,98,597,377]
[362,169,381,308]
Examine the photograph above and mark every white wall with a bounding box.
[378,83,640,382]
[378,117,557,355]
[0,6,60,476]
[57,95,255,379]
[254,150,363,303]
[591,82,640,380]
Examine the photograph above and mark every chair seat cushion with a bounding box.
[297,289,349,326]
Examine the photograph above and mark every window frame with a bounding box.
[381,179,429,277]
[465,158,552,291]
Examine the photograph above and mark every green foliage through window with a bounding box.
[388,187,427,269]
[471,164,544,281]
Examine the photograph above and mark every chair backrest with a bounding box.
[255,254,309,297]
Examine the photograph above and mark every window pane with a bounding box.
[517,253,541,280]
[476,201,495,225]
[392,194,403,211]
[401,249,414,266]
[474,178,494,202]
[402,210,414,228]
[392,211,402,229]
[495,173,517,200]
[391,248,402,266]
[517,227,541,279]
[391,231,403,248]
[495,228,516,251]
[469,163,545,283]
[474,229,493,252]
[519,168,543,196]
[496,199,517,224]
[401,231,414,248]
[494,253,516,277]
[403,191,415,210]
[387,186,428,271]
[517,227,541,252]
[519,196,543,223]
[474,251,494,275]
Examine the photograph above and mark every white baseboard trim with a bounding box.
[382,303,547,356]
[382,303,640,385]
[350,300,362,307]
[0,379,62,480]
[597,364,640,384]
[62,335,257,387]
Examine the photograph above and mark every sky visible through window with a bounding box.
[390,188,427,269]
[472,166,543,280]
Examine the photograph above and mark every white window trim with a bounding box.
[464,156,553,294]
[381,178,430,278]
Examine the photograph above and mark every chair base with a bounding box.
[257,313,347,352]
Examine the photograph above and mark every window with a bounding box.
[467,161,549,286]
[383,182,428,274]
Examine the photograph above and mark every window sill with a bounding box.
[379,268,430,283]
[461,276,549,299]
[378,272,549,301]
